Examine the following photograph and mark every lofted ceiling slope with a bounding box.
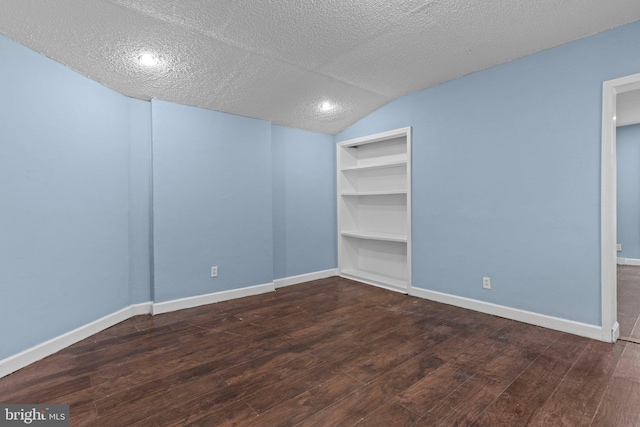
[1,1,640,134]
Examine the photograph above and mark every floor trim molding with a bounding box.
[0,282,276,378]
[340,273,407,294]
[612,321,621,342]
[1,276,608,379]
[152,282,275,315]
[0,302,153,379]
[409,286,603,341]
[274,269,337,288]
[617,257,640,266]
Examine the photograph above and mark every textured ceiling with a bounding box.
[1,1,640,134]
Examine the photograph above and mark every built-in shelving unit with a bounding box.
[337,127,411,292]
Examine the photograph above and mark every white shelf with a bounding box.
[341,190,407,196]
[341,230,407,243]
[341,269,407,290]
[337,126,411,293]
[340,160,407,172]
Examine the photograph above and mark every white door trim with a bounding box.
[601,72,640,342]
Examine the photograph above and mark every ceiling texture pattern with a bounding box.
[1,1,640,134]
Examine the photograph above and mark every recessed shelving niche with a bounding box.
[337,127,411,292]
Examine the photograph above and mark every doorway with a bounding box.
[601,72,640,342]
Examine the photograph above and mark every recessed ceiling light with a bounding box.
[319,101,334,112]
[137,52,159,67]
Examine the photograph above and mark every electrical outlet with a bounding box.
[211,266,218,277]
[482,277,491,289]
[617,244,622,252]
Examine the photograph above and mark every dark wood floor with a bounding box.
[617,265,640,340]
[1,275,639,426]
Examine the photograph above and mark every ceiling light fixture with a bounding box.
[319,101,334,112]
[137,52,159,67]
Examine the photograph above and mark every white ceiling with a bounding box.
[1,1,640,134]
[617,90,640,127]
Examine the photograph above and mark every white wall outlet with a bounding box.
[617,244,622,252]
[482,277,491,289]
[210,266,218,277]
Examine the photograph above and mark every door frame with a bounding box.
[601,72,640,342]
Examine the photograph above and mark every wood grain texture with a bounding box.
[617,265,640,339]
[547,341,625,417]
[471,354,573,427]
[528,401,593,427]
[0,274,638,426]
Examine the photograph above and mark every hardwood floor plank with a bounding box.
[471,354,572,427]
[417,322,466,346]
[242,362,340,414]
[547,340,625,417]
[449,339,510,375]
[412,374,500,426]
[1,275,639,427]
[0,352,77,394]
[617,266,640,341]
[477,344,540,389]
[343,335,429,384]
[296,352,445,427]
[67,402,98,427]
[216,352,322,386]
[630,316,640,340]
[157,398,258,426]
[88,329,260,398]
[488,322,560,353]
[324,331,414,372]
[92,367,230,424]
[528,401,593,427]
[116,383,244,426]
[116,398,252,426]
[542,333,590,364]
[591,376,640,427]
[0,374,91,404]
[613,341,640,383]
[353,400,420,427]
[311,327,411,367]
[427,332,484,364]
[244,374,362,427]
[394,362,472,416]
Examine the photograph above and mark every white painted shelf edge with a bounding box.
[341,230,407,243]
[340,159,407,172]
[337,126,412,294]
[341,190,407,196]
[341,269,407,290]
[338,126,412,147]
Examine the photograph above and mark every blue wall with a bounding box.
[5,17,640,362]
[0,36,150,359]
[127,100,154,304]
[272,126,336,279]
[339,21,640,325]
[151,101,274,302]
[0,34,336,361]
[617,124,640,260]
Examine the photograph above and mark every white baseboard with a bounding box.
[152,282,275,315]
[0,302,153,379]
[0,282,276,378]
[132,301,154,316]
[611,321,620,342]
[274,269,337,288]
[617,257,640,266]
[409,287,603,341]
[343,273,407,294]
